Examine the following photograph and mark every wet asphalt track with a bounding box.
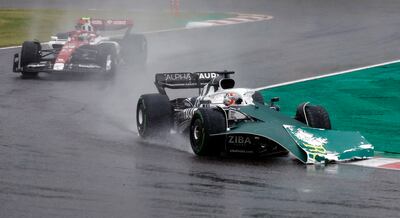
[1,0,400,217]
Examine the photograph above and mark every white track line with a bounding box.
[255,59,400,90]
[186,14,273,28]
[0,45,21,50]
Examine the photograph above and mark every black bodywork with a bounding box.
[13,41,110,74]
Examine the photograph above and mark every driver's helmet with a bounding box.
[223,92,240,106]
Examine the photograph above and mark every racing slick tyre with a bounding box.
[98,44,117,78]
[20,41,41,78]
[121,34,147,67]
[252,91,265,105]
[295,103,332,129]
[190,108,226,156]
[136,94,172,138]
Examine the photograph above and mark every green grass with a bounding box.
[0,8,231,47]
[260,63,400,153]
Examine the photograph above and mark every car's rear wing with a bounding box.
[155,71,234,95]
[76,17,133,32]
[90,19,133,31]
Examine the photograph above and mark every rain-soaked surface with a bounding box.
[1,0,400,217]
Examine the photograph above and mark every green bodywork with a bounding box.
[224,104,374,164]
[284,125,373,163]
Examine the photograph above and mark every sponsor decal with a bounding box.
[229,149,254,154]
[228,135,252,146]
[91,19,103,25]
[112,20,128,25]
[162,72,218,84]
[198,72,217,79]
[103,19,127,25]
[165,73,192,81]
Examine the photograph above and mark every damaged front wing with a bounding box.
[223,104,374,164]
[283,125,374,164]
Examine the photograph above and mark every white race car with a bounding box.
[13,17,147,78]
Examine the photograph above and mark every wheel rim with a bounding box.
[105,55,112,71]
[137,104,146,135]
[193,124,201,141]
[191,119,204,151]
[138,108,144,126]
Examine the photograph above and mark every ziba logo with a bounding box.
[198,72,217,79]
[228,135,252,146]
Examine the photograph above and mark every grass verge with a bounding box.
[260,63,400,153]
[0,8,231,47]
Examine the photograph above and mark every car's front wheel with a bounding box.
[295,103,332,129]
[20,41,41,78]
[190,108,226,156]
[252,91,265,105]
[120,34,147,67]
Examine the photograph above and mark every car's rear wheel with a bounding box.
[136,94,172,138]
[98,45,117,78]
[120,34,147,67]
[190,108,226,156]
[295,103,332,129]
[20,41,41,78]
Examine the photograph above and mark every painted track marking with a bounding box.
[347,158,400,171]
[0,45,21,50]
[186,13,273,28]
[255,59,400,90]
